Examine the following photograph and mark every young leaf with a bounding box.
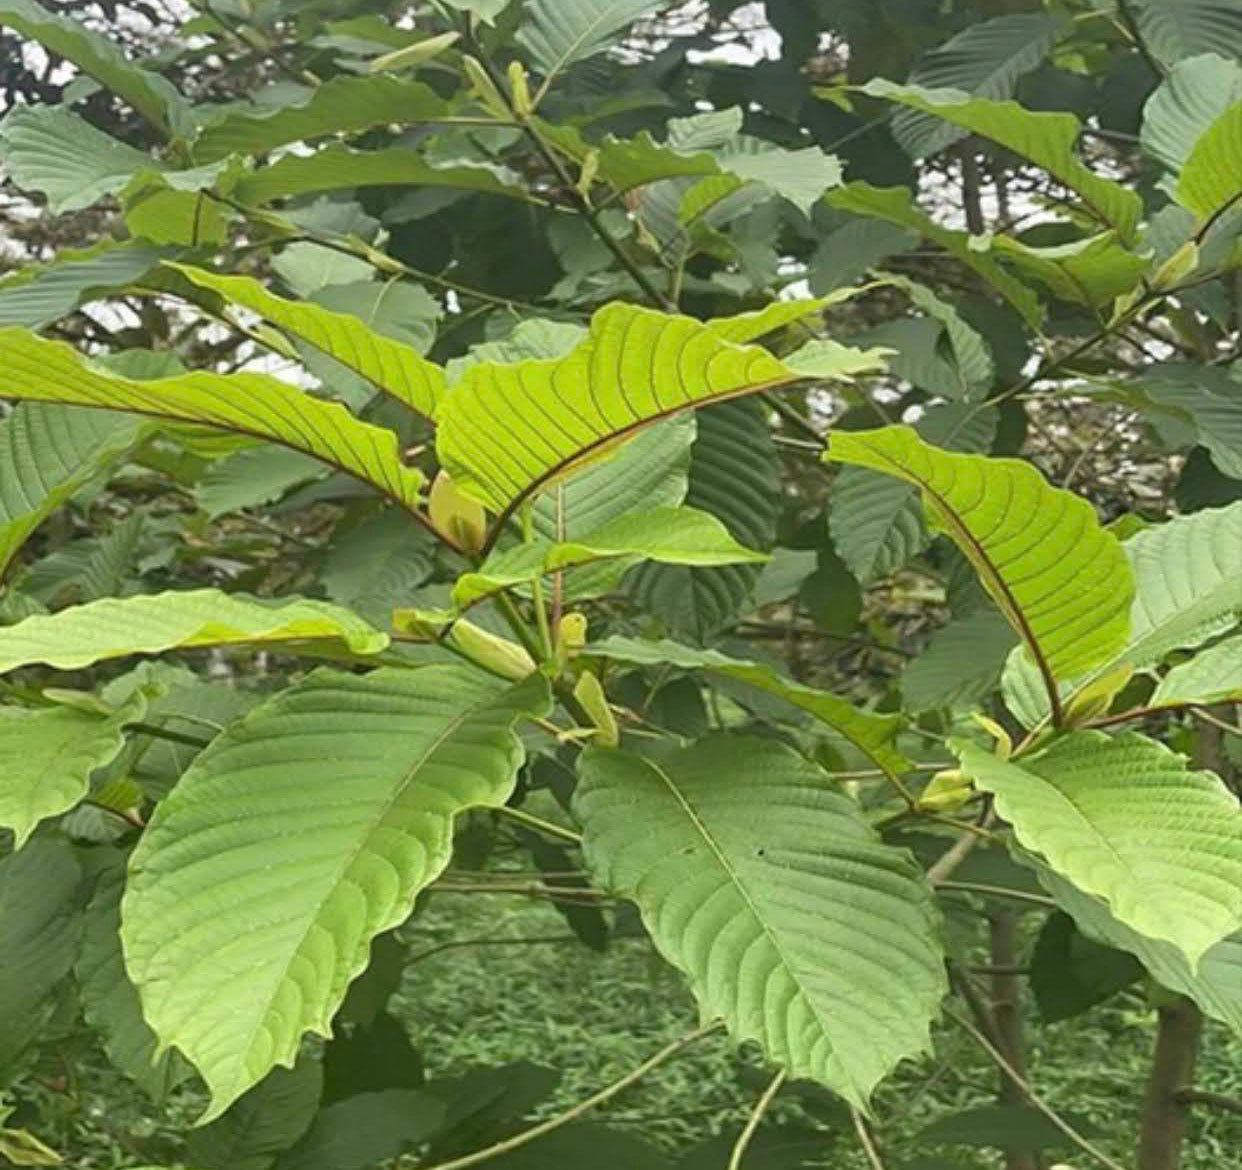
[863,81,1144,242]
[435,303,826,521]
[0,0,191,137]
[453,506,767,608]
[827,426,1133,720]
[574,736,946,1107]
[1151,634,1242,707]
[0,328,425,512]
[587,636,907,773]
[122,667,551,1118]
[167,264,446,419]
[191,75,451,163]
[956,732,1242,966]
[0,590,388,675]
[0,403,149,578]
[0,693,144,848]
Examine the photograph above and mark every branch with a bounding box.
[850,1108,888,1170]
[419,1022,722,1170]
[947,1008,1129,1170]
[1173,1087,1242,1117]
[728,1069,788,1170]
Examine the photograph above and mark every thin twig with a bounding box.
[1174,1087,1242,1117]
[419,1022,723,1170]
[407,934,579,966]
[946,1008,1129,1170]
[850,1108,888,1170]
[495,804,583,844]
[936,882,1055,909]
[728,1069,788,1170]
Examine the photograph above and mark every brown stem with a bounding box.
[1137,997,1204,1170]
[1173,1088,1242,1117]
[990,912,1039,1170]
[959,146,986,235]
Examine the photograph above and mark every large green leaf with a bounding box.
[893,12,1067,157]
[0,106,156,213]
[827,426,1133,719]
[0,838,83,1068]
[0,693,144,848]
[863,81,1143,241]
[627,400,780,640]
[586,636,907,773]
[196,447,327,519]
[1141,54,1242,172]
[0,403,148,579]
[168,264,445,419]
[233,147,529,206]
[320,510,437,629]
[77,865,189,1100]
[1035,861,1242,1036]
[1176,100,1242,224]
[574,737,946,1107]
[826,184,1042,326]
[122,667,551,1118]
[273,1089,446,1170]
[956,733,1242,966]
[829,403,998,584]
[454,506,766,608]
[0,241,166,329]
[192,76,451,163]
[0,327,425,511]
[0,590,387,675]
[1130,0,1242,68]
[436,303,845,521]
[901,606,1017,712]
[0,0,190,136]
[991,232,1151,309]
[1003,502,1242,726]
[516,0,662,74]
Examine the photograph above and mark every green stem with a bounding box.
[495,804,582,845]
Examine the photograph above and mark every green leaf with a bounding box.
[455,506,766,608]
[0,838,83,1069]
[516,0,662,74]
[954,732,1242,966]
[0,106,155,213]
[193,75,451,164]
[862,81,1143,242]
[826,184,1042,326]
[892,13,1067,157]
[0,327,425,512]
[828,426,1133,706]
[233,146,529,206]
[1029,911,1142,1023]
[320,510,437,628]
[990,231,1152,308]
[168,264,446,419]
[0,403,148,579]
[1130,0,1242,68]
[196,447,327,519]
[1152,634,1242,706]
[122,667,551,1118]
[187,1059,324,1170]
[574,736,946,1107]
[627,400,780,641]
[1034,860,1242,1036]
[0,589,388,675]
[76,865,190,1100]
[273,1089,446,1170]
[915,1104,1101,1152]
[902,607,1017,712]
[0,241,166,329]
[1177,100,1242,223]
[1142,54,1242,172]
[587,637,907,773]
[829,403,998,584]
[435,303,818,520]
[0,693,144,848]
[0,0,191,136]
